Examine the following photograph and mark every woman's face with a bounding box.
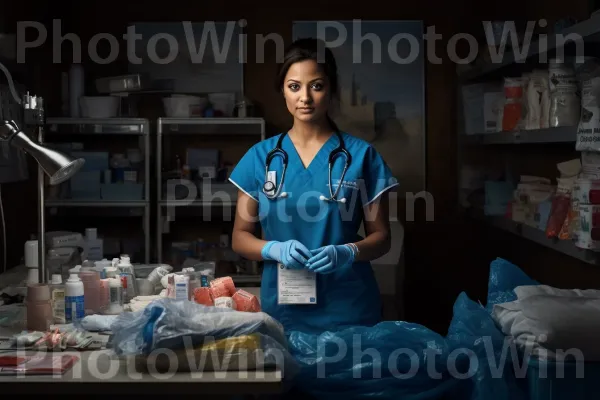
[283,59,331,124]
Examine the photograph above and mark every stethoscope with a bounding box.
[262,131,352,203]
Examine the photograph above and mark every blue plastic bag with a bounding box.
[486,257,539,309]
[110,298,298,377]
[287,321,469,400]
[446,257,539,400]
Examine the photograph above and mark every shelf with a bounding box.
[46,118,149,135]
[462,126,577,145]
[157,118,265,135]
[459,15,600,82]
[468,210,600,265]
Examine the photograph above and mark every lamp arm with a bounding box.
[0,60,23,105]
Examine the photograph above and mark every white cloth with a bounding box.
[80,314,119,332]
[492,285,600,361]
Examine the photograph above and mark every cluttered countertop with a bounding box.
[0,258,284,396]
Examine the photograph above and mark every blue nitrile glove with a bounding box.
[306,245,356,274]
[261,240,312,270]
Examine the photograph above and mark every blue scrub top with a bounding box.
[229,132,399,334]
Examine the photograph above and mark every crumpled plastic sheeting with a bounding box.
[287,257,539,400]
[447,292,528,400]
[486,257,539,310]
[446,257,539,400]
[287,321,468,400]
[109,298,298,378]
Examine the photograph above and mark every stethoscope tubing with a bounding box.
[262,131,351,202]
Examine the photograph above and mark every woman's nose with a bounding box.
[300,87,312,103]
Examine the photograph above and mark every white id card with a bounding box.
[277,263,317,304]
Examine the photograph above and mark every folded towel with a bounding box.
[493,285,600,361]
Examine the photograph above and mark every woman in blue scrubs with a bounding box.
[229,38,399,335]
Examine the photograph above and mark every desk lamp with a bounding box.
[0,62,84,283]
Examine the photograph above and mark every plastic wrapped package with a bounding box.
[210,276,236,298]
[525,70,551,130]
[549,58,581,128]
[576,76,600,151]
[502,77,524,131]
[549,89,581,127]
[132,334,280,373]
[109,298,297,376]
[193,286,215,306]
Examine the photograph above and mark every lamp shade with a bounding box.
[1,121,85,185]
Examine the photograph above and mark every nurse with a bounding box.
[229,38,399,334]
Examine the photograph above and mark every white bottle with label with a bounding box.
[104,266,124,315]
[65,273,85,323]
[83,228,103,262]
[117,255,136,303]
[50,274,66,324]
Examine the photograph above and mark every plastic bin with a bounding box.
[527,356,600,400]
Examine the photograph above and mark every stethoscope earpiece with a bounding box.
[280,192,288,198]
[319,195,326,201]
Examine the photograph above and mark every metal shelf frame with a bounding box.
[44,118,152,263]
[468,210,600,265]
[461,126,577,145]
[156,117,266,263]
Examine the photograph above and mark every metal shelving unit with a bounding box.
[457,14,600,265]
[467,209,600,266]
[462,126,577,145]
[156,117,265,283]
[44,118,151,263]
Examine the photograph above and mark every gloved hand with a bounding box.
[306,244,356,274]
[261,240,312,270]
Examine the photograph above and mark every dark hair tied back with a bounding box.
[276,38,340,132]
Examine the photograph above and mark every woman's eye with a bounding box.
[289,84,300,91]
[311,83,323,90]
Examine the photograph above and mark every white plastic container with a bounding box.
[83,228,103,261]
[162,95,206,117]
[50,274,65,324]
[105,277,123,315]
[65,273,85,323]
[118,255,136,302]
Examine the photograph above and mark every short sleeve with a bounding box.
[228,146,259,202]
[362,145,399,206]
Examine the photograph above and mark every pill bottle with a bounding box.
[105,277,124,315]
